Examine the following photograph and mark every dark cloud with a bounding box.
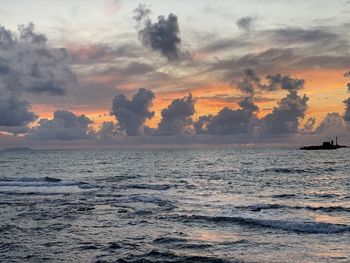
[0,23,76,134]
[263,91,309,134]
[195,70,308,136]
[344,71,350,92]
[111,88,155,136]
[26,80,67,95]
[133,4,152,23]
[194,108,253,135]
[343,98,350,122]
[234,68,305,94]
[265,74,305,92]
[0,91,37,128]
[96,121,119,140]
[156,94,195,135]
[235,68,262,94]
[231,69,308,135]
[194,96,258,135]
[29,110,93,141]
[238,96,259,114]
[237,16,256,32]
[0,23,75,96]
[133,4,186,61]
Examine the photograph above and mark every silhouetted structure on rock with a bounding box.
[300,137,347,150]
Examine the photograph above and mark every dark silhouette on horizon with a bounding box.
[300,137,347,150]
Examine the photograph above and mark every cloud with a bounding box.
[265,74,305,92]
[0,23,75,96]
[314,112,345,136]
[207,25,350,81]
[211,48,297,80]
[344,71,350,92]
[96,121,119,140]
[237,16,256,32]
[195,70,308,136]
[194,96,259,135]
[29,110,93,140]
[156,94,195,135]
[301,117,316,134]
[270,27,337,45]
[263,91,309,134]
[194,107,254,135]
[111,88,155,136]
[99,61,155,76]
[238,95,259,113]
[234,68,305,94]
[343,98,350,122]
[237,70,309,135]
[70,43,142,64]
[200,38,249,53]
[235,68,262,94]
[133,4,187,61]
[0,23,76,134]
[0,90,37,129]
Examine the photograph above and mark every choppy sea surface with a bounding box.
[0,147,349,263]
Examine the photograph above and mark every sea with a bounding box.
[0,147,349,263]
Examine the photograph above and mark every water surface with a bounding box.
[0,147,349,262]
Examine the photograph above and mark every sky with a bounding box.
[1,0,350,148]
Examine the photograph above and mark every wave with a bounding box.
[271,193,297,198]
[234,203,350,213]
[264,167,336,174]
[115,250,234,263]
[178,214,350,234]
[264,168,307,174]
[273,192,340,199]
[153,237,188,244]
[0,176,97,193]
[311,193,340,198]
[127,184,172,191]
[127,194,177,211]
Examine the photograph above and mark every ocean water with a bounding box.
[0,147,349,263]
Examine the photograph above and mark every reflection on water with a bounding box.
[313,213,350,225]
[188,228,244,243]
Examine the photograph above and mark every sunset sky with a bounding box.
[1,0,350,148]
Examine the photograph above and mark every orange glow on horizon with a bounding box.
[30,68,349,130]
